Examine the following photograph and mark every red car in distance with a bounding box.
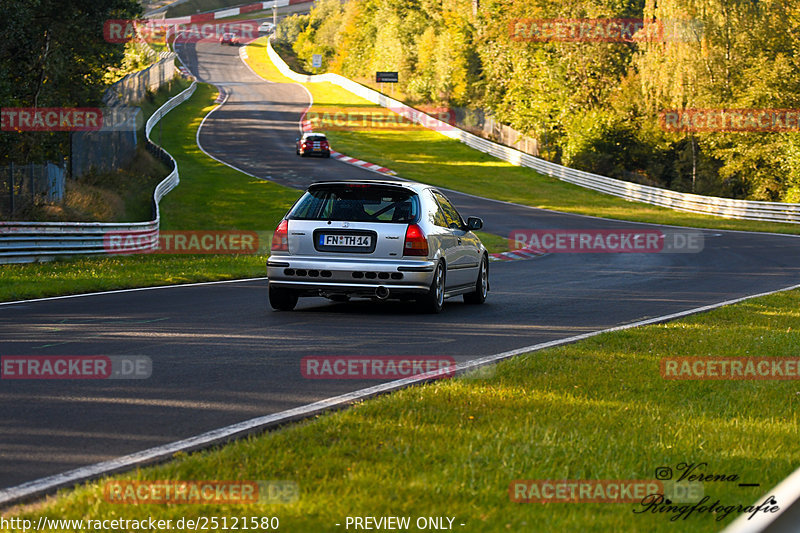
[296,132,331,158]
[220,32,239,46]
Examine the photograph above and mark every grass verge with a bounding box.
[154,83,301,230]
[0,255,266,302]
[0,77,508,303]
[246,38,800,235]
[9,286,799,532]
[10,79,190,224]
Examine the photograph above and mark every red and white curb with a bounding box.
[241,41,396,177]
[329,151,396,176]
[489,246,546,262]
[162,0,305,25]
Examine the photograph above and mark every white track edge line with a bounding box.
[223,37,797,239]
[0,278,269,307]
[240,42,401,179]
[195,83,266,179]
[3,280,800,508]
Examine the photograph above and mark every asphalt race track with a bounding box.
[2,38,800,492]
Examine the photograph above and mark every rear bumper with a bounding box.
[267,256,436,295]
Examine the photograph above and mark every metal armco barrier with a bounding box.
[266,40,800,225]
[156,0,310,23]
[0,82,197,264]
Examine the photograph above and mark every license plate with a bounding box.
[320,234,371,247]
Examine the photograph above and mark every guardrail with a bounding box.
[266,39,800,225]
[0,82,197,264]
[153,0,307,22]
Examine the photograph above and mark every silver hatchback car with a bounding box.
[267,180,488,312]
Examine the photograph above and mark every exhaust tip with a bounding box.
[375,286,390,300]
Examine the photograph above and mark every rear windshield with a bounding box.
[304,135,327,142]
[289,185,419,223]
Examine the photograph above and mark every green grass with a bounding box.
[79,78,192,223]
[138,77,193,136]
[473,230,508,253]
[153,82,301,230]
[4,40,799,533]
[5,35,797,302]
[0,76,509,304]
[0,255,266,302]
[9,287,799,532]
[10,79,190,224]
[0,83,301,303]
[246,38,800,235]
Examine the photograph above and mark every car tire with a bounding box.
[269,285,298,311]
[463,256,488,304]
[418,261,445,313]
[324,152,331,158]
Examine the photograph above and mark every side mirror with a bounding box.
[466,216,483,231]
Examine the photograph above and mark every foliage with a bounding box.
[278,0,800,201]
[0,0,141,166]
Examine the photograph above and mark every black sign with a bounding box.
[376,71,399,83]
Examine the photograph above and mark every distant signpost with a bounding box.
[376,71,399,83]
[312,54,322,69]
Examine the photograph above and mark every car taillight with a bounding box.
[271,219,288,251]
[403,224,428,256]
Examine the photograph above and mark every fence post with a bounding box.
[8,162,13,216]
[68,132,73,180]
[29,163,35,202]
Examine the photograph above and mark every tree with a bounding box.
[0,0,141,164]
